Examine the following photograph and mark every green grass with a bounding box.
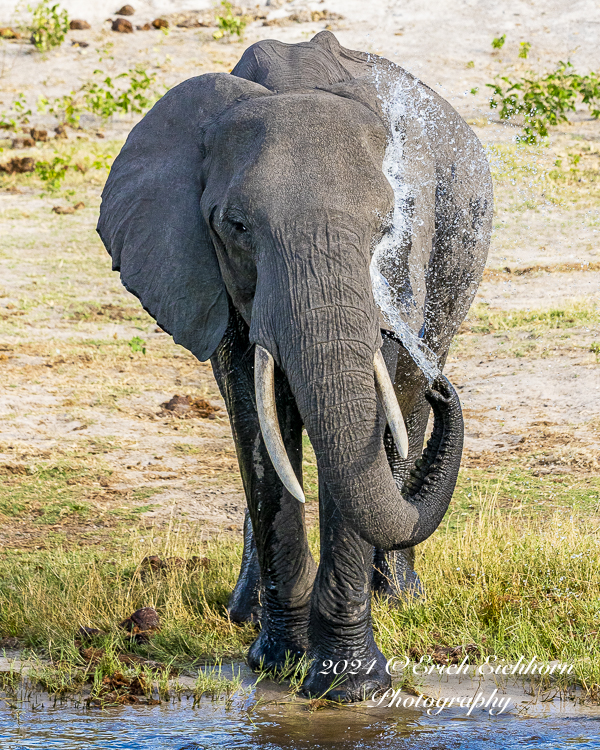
[2,468,600,698]
[463,300,599,334]
[373,487,600,697]
[0,530,256,666]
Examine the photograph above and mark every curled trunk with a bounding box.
[286,332,463,551]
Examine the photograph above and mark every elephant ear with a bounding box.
[97,73,270,361]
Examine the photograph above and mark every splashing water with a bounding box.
[369,65,441,384]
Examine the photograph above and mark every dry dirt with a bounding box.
[0,0,598,549]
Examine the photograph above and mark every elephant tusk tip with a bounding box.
[293,487,306,504]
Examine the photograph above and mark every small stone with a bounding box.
[54,125,68,139]
[152,18,168,29]
[164,556,186,570]
[71,40,89,47]
[30,128,48,142]
[140,555,164,576]
[119,606,160,643]
[74,201,85,210]
[112,18,133,32]
[137,23,151,30]
[52,206,75,215]
[69,19,90,30]
[188,556,211,571]
[116,4,135,15]
[77,626,105,639]
[0,157,36,174]
[11,137,35,149]
[160,394,222,419]
[0,636,20,648]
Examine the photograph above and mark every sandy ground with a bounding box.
[0,0,598,548]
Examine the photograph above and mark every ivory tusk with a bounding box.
[374,349,409,460]
[254,345,305,503]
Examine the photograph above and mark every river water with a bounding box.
[2,694,600,749]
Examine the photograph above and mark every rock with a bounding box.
[11,137,35,149]
[160,394,223,419]
[0,636,20,648]
[137,23,152,30]
[187,556,211,571]
[152,17,168,29]
[139,555,165,577]
[0,157,36,174]
[116,4,135,15]
[77,626,105,639]
[73,201,85,210]
[52,206,75,215]
[0,27,20,39]
[71,40,89,47]
[54,124,68,139]
[112,18,133,32]
[119,606,160,643]
[69,19,90,30]
[30,128,47,142]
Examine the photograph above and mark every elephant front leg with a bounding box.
[372,546,423,601]
[227,509,262,625]
[211,309,316,671]
[301,482,391,702]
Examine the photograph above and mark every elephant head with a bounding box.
[98,32,473,552]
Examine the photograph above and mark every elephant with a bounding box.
[97,31,492,702]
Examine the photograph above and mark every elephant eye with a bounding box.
[232,221,248,233]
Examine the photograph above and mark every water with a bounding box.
[369,63,441,385]
[2,697,600,749]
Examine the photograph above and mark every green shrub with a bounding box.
[491,35,506,49]
[213,1,246,40]
[128,336,146,355]
[518,41,531,59]
[35,154,71,192]
[487,60,600,143]
[28,0,69,52]
[38,66,162,125]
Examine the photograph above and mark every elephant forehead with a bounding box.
[212,92,387,164]
[207,92,392,214]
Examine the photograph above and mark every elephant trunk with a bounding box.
[250,220,464,551]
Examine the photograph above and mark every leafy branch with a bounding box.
[38,65,162,125]
[487,59,600,143]
[28,0,69,52]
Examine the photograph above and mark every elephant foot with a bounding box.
[247,627,307,673]
[228,600,262,626]
[372,548,423,604]
[301,643,391,703]
[227,578,262,626]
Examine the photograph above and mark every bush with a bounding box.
[28,0,69,52]
[487,60,600,143]
[38,65,162,125]
[213,1,246,40]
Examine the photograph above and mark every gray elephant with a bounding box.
[98,32,492,702]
